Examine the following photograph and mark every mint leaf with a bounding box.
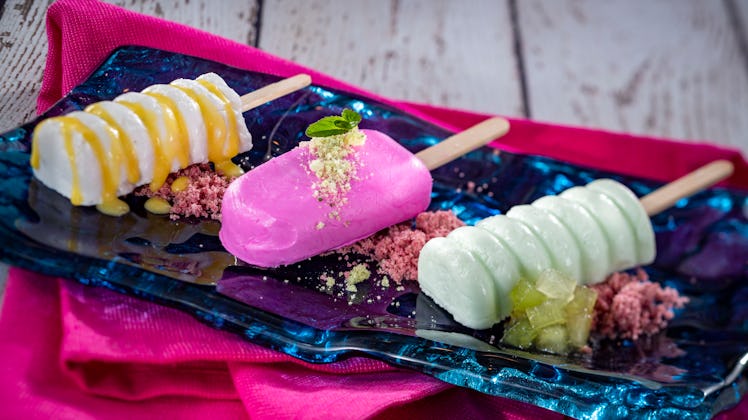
[305,109,362,138]
[333,120,353,129]
[342,108,362,124]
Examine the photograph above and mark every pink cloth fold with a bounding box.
[0,0,745,418]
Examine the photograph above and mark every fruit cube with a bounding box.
[510,277,545,314]
[535,269,576,303]
[566,286,598,347]
[501,316,536,349]
[535,325,569,354]
[526,299,566,329]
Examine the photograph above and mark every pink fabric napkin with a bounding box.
[0,0,745,418]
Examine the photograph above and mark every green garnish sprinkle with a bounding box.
[305,109,362,138]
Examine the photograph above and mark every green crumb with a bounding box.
[380,276,390,288]
[344,264,371,292]
[304,125,366,222]
[316,221,325,230]
[348,264,371,284]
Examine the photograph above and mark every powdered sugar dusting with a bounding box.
[591,269,689,340]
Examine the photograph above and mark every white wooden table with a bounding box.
[1,0,747,303]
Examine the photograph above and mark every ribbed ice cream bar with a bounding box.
[418,179,657,329]
[220,129,433,267]
[31,73,253,215]
[418,159,733,330]
[27,72,321,217]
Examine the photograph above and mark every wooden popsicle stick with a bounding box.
[640,160,734,216]
[240,74,312,112]
[415,117,511,170]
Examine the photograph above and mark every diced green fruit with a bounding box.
[501,316,536,349]
[566,286,598,347]
[567,311,592,348]
[535,325,569,354]
[510,277,545,313]
[566,286,598,316]
[504,274,596,355]
[526,299,566,329]
[535,269,576,303]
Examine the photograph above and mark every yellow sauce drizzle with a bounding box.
[144,196,172,214]
[61,120,81,205]
[214,160,244,178]
[30,77,246,217]
[170,176,190,193]
[117,100,171,191]
[84,103,140,183]
[143,92,191,169]
[96,199,130,217]
[172,84,226,164]
[53,116,128,215]
[30,125,41,169]
[197,80,240,158]
[197,80,244,177]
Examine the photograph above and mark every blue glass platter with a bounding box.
[1,46,747,419]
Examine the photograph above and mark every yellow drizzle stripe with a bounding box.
[172,84,227,164]
[61,119,82,205]
[197,79,240,159]
[30,124,42,169]
[117,100,171,191]
[144,91,191,169]
[85,103,141,183]
[58,116,120,207]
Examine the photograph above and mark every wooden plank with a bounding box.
[518,0,748,155]
[0,0,54,312]
[107,0,260,46]
[731,0,748,51]
[0,0,259,132]
[0,0,55,131]
[258,0,525,116]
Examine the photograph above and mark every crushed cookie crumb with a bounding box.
[134,163,234,220]
[339,210,465,283]
[591,269,689,340]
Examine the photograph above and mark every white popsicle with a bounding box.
[30,73,311,216]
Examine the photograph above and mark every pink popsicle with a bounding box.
[220,129,429,267]
[220,118,510,267]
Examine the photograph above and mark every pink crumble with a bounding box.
[134,163,234,220]
[590,269,689,340]
[340,210,465,283]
